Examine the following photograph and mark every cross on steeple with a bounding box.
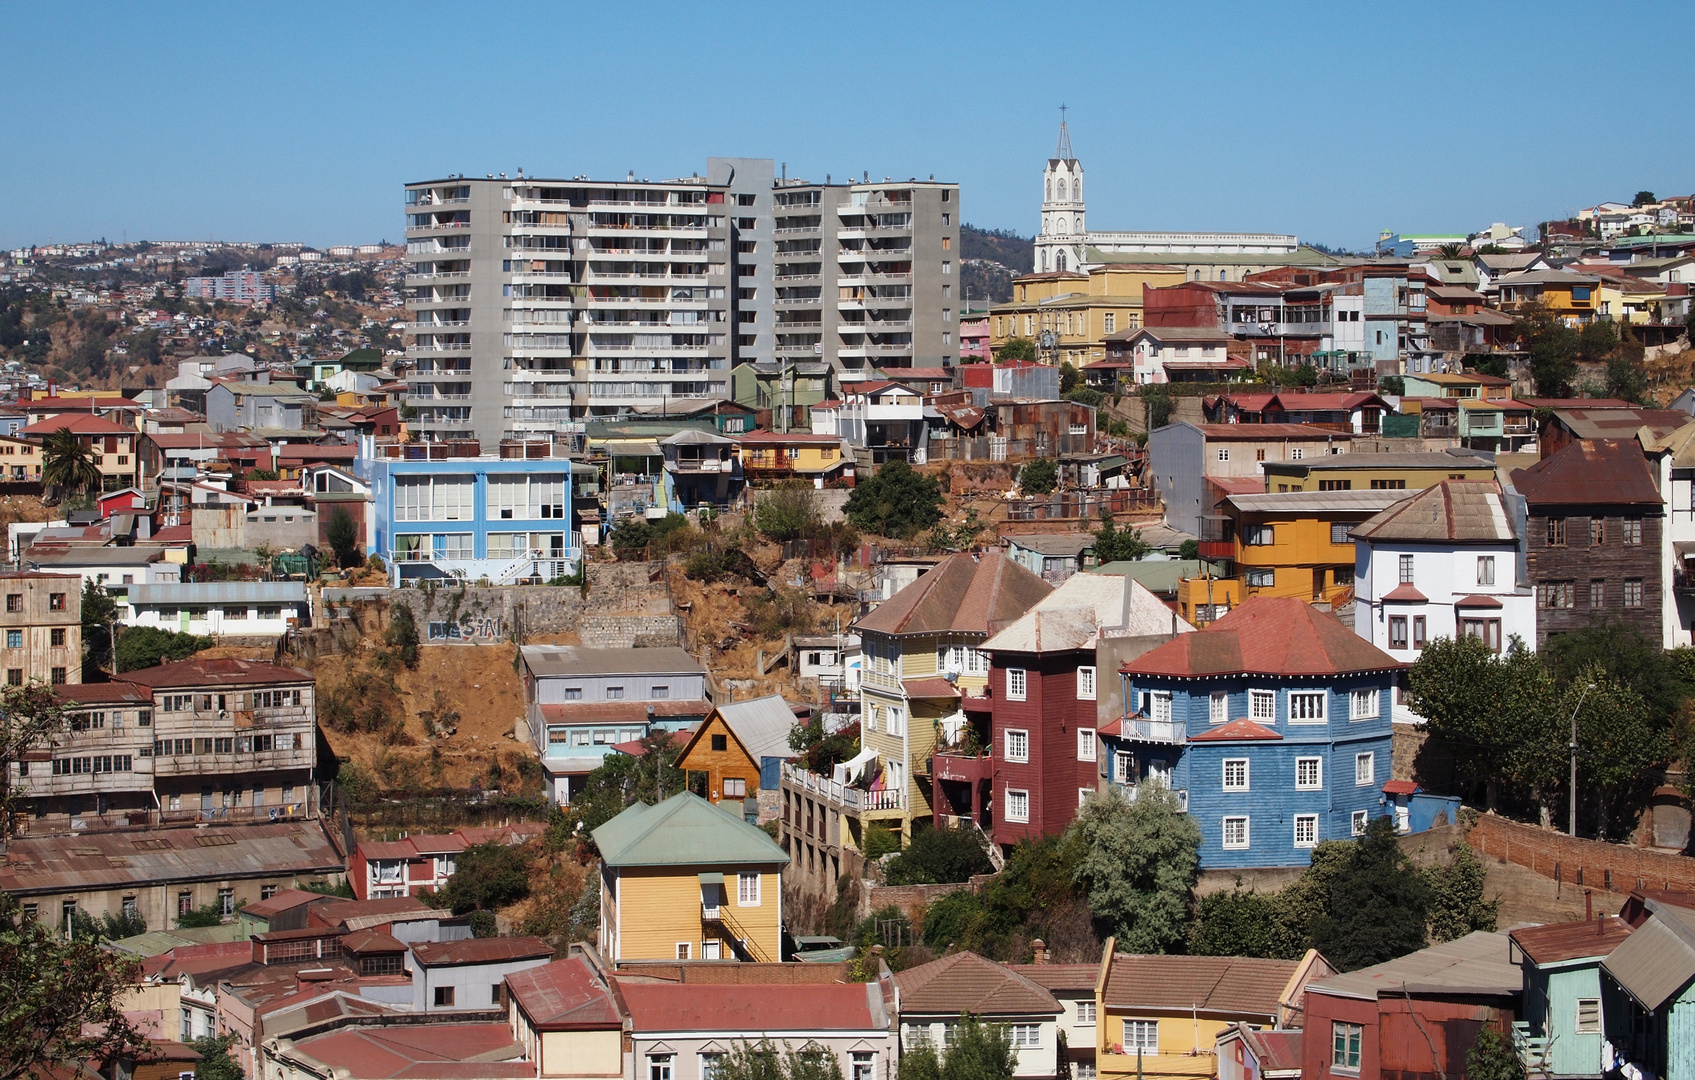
[1055,105,1074,161]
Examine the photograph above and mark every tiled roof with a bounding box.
[411,937,554,966]
[287,1022,534,1079]
[893,951,1061,1016]
[1511,916,1632,966]
[21,413,135,437]
[1510,439,1663,507]
[1101,953,1298,1017]
[1009,963,1099,992]
[1380,584,1429,602]
[619,980,881,1033]
[855,552,1052,637]
[505,956,624,1031]
[901,677,960,698]
[1123,596,1401,679]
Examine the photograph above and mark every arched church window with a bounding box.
[1057,217,1068,234]
[1046,179,1051,201]
[1061,180,1069,201]
[1056,250,1068,272]
[1041,250,1049,272]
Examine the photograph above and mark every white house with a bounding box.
[124,581,309,638]
[1108,325,1243,384]
[1351,480,1535,662]
[1647,424,1695,648]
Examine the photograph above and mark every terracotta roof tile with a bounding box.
[856,553,1052,637]
[1123,596,1400,679]
[1008,963,1099,992]
[1189,718,1282,742]
[1102,954,1297,1018]
[619,981,879,1032]
[893,951,1060,1016]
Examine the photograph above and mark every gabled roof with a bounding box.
[713,694,803,762]
[981,574,1193,654]
[1101,953,1299,1017]
[1551,406,1691,443]
[1307,930,1519,1001]
[1124,596,1400,679]
[21,413,135,437]
[1510,439,1663,508]
[592,792,789,869]
[855,552,1052,637]
[1350,481,1516,543]
[619,980,882,1033]
[505,956,624,1031]
[286,1022,533,1079]
[1600,905,1695,1011]
[893,951,1061,1016]
[1189,718,1282,742]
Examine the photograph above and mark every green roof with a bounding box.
[1088,245,1340,267]
[338,348,385,370]
[593,791,790,869]
[110,923,246,956]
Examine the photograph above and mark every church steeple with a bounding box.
[1054,104,1075,162]
[1038,108,1086,272]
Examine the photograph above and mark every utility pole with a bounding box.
[1569,682,1596,837]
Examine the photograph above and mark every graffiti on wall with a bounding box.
[428,615,506,642]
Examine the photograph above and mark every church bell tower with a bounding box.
[1037,109,1086,274]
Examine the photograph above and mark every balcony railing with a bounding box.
[1114,717,1186,744]
[779,762,905,813]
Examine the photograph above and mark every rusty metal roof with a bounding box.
[1511,916,1632,966]
[0,820,343,895]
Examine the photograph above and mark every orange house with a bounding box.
[672,694,796,807]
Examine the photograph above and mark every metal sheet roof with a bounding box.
[592,791,789,869]
[128,581,307,605]
[1601,908,1695,1011]
[0,820,344,895]
[1306,931,1519,1001]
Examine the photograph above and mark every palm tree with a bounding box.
[40,428,102,503]
[1437,242,1465,260]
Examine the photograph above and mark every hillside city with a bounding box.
[9,130,1695,1080]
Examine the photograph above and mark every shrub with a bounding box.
[754,481,821,542]
[1019,458,1058,495]
[861,821,901,859]
[842,460,943,539]
[114,627,211,672]
[884,824,994,886]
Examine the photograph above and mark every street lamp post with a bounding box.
[1569,682,1596,837]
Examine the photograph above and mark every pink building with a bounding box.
[960,314,992,360]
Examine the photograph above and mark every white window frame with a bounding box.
[674,943,691,961]
[1209,691,1228,724]
[1149,691,1172,724]
[1477,555,1496,586]
[1288,691,1327,724]
[1349,688,1379,721]
[737,872,761,906]
[1294,814,1319,848]
[1079,788,1092,807]
[1122,1019,1158,1052]
[1217,448,1230,462]
[1005,788,1030,823]
[1351,809,1369,836]
[1249,689,1276,722]
[1222,758,1249,791]
[1077,1000,1097,1025]
[1077,666,1097,700]
[1006,668,1027,701]
[1296,756,1323,790]
[1221,816,1250,849]
[1077,728,1096,762]
[701,939,722,960]
[1574,997,1601,1034]
[1005,729,1030,763]
[1009,1025,1041,1048]
[1355,751,1375,787]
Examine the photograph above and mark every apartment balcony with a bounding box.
[18,768,156,799]
[779,763,905,815]
[152,749,314,777]
[776,246,823,259]
[1111,717,1186,745]
[932,750,993,784]
[581,293,710,307]
[838,344,913,359]
[775,344,823,356]
[158,802,311,826]
[776,295,823,305]
[773,225,821,236]
[585,246,690,260]
[584,222,710,237]
[405,271,471,284]
[405,221,472,236]
[407,320,469,332]
[586,198,690,210]
[774,272,822,284]
[583,269,705,282]
[838,320,913,333]
[408,342,473,354]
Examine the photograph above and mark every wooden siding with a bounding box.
[607,865,782,962]
[990,651,1101,847]
[1524,509,1663,646]
[674,713,761,804]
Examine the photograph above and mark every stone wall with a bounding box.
[1467,813,1695,894]
[377,562,674,643]
[864,872,996,923]
[579,613,682,649]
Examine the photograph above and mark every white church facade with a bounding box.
[1034,119,1303,276]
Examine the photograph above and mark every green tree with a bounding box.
[1187,889,1278,958]
[1425,843,1498,943]
[897,1037,942,1080]
[0,892,148,1080]
[568,732,690,839]
[1,683,70,834]
[432,841,531,914]
[996,337,1037,362]
[1465,1026,1527,1080]
[327,506,362,568]
[80,579,119,676]
[1378,375,1405,395]
[1072,786,1200,954]
[1568,667,1667,840]
[843,460,944,540]
[754,481,822,542]
[716,1040,844,1080]
[176,903,225,929]
[1515,303,1580,397]
[1266,840,1356,959]
[385,601,420,669]
[1577,319,1618,363]
[40,427,102,501]
[884,824,994,886]
[1018,458,1058,495]
[1058,362,1080,395]
[940,1015,1017,1080]
[1093,511,1149,564]
[1312,818,1429,970]
[114,626,212,672]
[1177,539,1199,561]
[1605,354,1651,404]
[190,1034,243,1080]
[1141,385,1174,430]
[788,715,860,774]
[1633,191,1657,207]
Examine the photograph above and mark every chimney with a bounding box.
[1585,889,1592,921]
[1031,939,1048,965]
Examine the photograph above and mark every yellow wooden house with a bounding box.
[1093,938,1325,1080]
[673,694,796,807]
[853,552,1052,841]
[989,266,1186,369]
[593,791,788,964]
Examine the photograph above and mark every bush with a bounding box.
[327,506,362,568]
[884,824,994,886]
[683,543,754,583]
[1188,888,1278,957]
[1019,458,1057,495]
[385,602,420,668]
[843,460,943,540]
[610,513,689,560]
[433,842,532,914]
[754,481,821,542]
[175,903,224,929]
[115,627,211,672]
[861,821,901,858]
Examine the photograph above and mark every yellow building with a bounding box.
[853,552,1052,841]
[0,435,42,482]
[737,431,846,482]
[507,954,626,1080]
[1497,269,1599,327]
[1259,450,1499,493]
[592,791,787,963]
[1094,940,1309,1080]
[989,265,1187,369]
[1177,489,1414,626]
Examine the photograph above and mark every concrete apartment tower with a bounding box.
[404,174,732,446]
[404,163,958,444]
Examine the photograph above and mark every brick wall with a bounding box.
[1467,814,1695,894]
[865,873,997,923]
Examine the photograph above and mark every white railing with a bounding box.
[1116,717,1186,744]
[780,762,905,813]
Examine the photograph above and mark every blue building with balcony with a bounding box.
[1101,595,1402,869]
[357,440,597,586]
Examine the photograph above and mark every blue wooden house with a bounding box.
[1511,916,1634,1079]
[1103,595,1401,869]
[1600,899,1695,1080]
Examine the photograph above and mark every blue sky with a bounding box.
[3,2,1691,252]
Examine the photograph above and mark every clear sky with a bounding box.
[3,1,1691,252]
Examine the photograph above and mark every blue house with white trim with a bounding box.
[357,443,595,586]
[1101,595,1401,869]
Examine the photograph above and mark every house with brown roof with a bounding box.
[408,936,554,1013]
[1108,596,1400,868]
[1511,915,1632,1078]
[505,955,626,1078]
[1094,941,1306,1080]
[1511,438,1666,647]
[894,951,1062,1079]
[852,552,1052,841]
[1013,958,1102,1079]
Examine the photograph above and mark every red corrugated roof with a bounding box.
[1123,596,1401,678]
[901,677,960,699]
[506,957,624,1031]
[620,981,876,1033]
[1511,916,1632,965]
[21,413,134,437]
[1190,718,1282,742]
[855,552,1052,637]
[1382,779,1419,795]
[1511,439,1662,507]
